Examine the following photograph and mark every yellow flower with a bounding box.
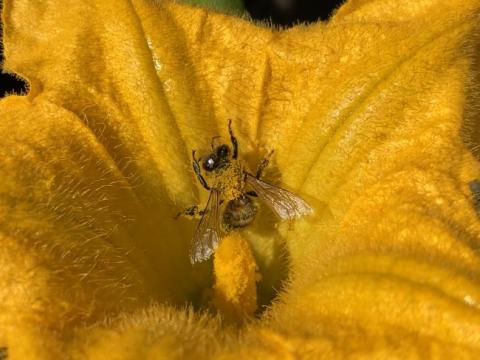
[1,0,480,357]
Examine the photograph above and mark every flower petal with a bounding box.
[1,0,480,357]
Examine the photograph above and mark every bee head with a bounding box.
[202,144,231,172]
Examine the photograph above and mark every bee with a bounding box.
[177,120,313,264]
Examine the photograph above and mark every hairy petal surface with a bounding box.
[1,0,480,357]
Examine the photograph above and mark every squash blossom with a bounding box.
[1,0,480,357]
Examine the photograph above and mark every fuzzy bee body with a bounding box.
[178,120,314,264]
[222,196,258,232]
[208,158,245,201]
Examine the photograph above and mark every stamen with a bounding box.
[213,232,261,323]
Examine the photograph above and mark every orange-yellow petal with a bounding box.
[1,0,480,357]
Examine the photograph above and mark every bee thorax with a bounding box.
[211,160,245,199]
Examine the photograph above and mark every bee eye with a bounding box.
[217,145,230,158]
[202,156,217,171]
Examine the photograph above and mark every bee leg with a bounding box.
[192,150,211,190]
[174,205,205,219]
[246,191,258,197]
[256,150,274,179]
[228,119,238,159]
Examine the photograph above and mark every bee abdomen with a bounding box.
[222,196,257,232]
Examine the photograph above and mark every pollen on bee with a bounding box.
[212,232,261,323]
[214,161,244,200]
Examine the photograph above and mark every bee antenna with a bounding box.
[210,136,222,150]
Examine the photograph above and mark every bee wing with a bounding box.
[189,189,222,264]
[246,174,313,220]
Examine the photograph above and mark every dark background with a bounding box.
[245,0,345,26]
[0,0,345,98]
